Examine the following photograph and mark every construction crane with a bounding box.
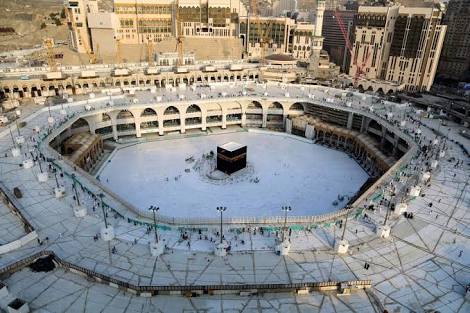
[175,0,184,66]
[64,6,97,64]
[43,38,57,71]
[333,10,371,86]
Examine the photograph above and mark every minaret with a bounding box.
[308,0,325,73]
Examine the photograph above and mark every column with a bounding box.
[111,117,118,140]
[180,114,186,134]
[135,118,142,138]
[222,113,227,129]
[347,112,353,129]
[360,117,367,133]
[201,112,207,131]
[262,110,268,128]
[158,116,164,136]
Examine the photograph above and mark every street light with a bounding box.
[53,168,60,189]
[71,174,80,206]
[148,205,160,243]
[340,206,351,241]
[281,206,292,242]
[216,206,227,244]
[15,109,21,136]
[99,193,108,228]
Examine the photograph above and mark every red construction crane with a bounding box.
[333,10,371,86]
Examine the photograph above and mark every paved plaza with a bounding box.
[0,82,469,312]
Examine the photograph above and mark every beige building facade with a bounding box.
[113,0,174,44]
[64,0,99,54]
[350,5,447,92]
[110,0,245,44]
[239,16,316,61]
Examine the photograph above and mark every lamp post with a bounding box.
[8,125,15,146]
[53,169,60,189]
[99,193,108,228]
[340,206,350,241]
[216,206,227,244]
[281,206,292,242]
[15,109,21,136]
[72,174,80,206]
[148,205,160,243]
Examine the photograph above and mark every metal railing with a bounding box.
[0,250,372,295]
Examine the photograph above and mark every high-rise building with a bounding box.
[437,0,470,81]
[178,0,245,38]
[322,9,356,72]
[112,0,245,44]
[113,0,174,44]
[350,4,447,92]
[239,16,315,60]
[64,0,99,53]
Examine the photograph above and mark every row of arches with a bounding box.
[0,70,260,99]
[66,100,306,140]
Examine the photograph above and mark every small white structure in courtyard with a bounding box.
[10,147,20,157]
[100,224,115,241]
[150,241,165,257]
[335,239,349,254]
[276,241,291,256]
[37,172,48,183]
[214,241,228,257]
[73,205,87,218]
[54,186,66,198]
[376,225,391,239]
[408,186,421,197]
[22,159,33,169]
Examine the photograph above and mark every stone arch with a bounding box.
[289,102,304,112]
[164,106,179,115]
[71,118,90,132]
[248,101,263,110]
[185,104,202,126]
[117,109,134,119]
[206,102,223,124]
[186,104,201,113]
[367,86,374,92]
[377,88,384,96]
[269,102,283,109]
[141,108,157,117]
[368,119,382,132]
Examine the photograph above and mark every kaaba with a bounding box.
[217,142,247,175]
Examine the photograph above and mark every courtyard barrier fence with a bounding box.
[0,250,372,296]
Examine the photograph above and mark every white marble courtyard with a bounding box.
[98,131,368,218]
